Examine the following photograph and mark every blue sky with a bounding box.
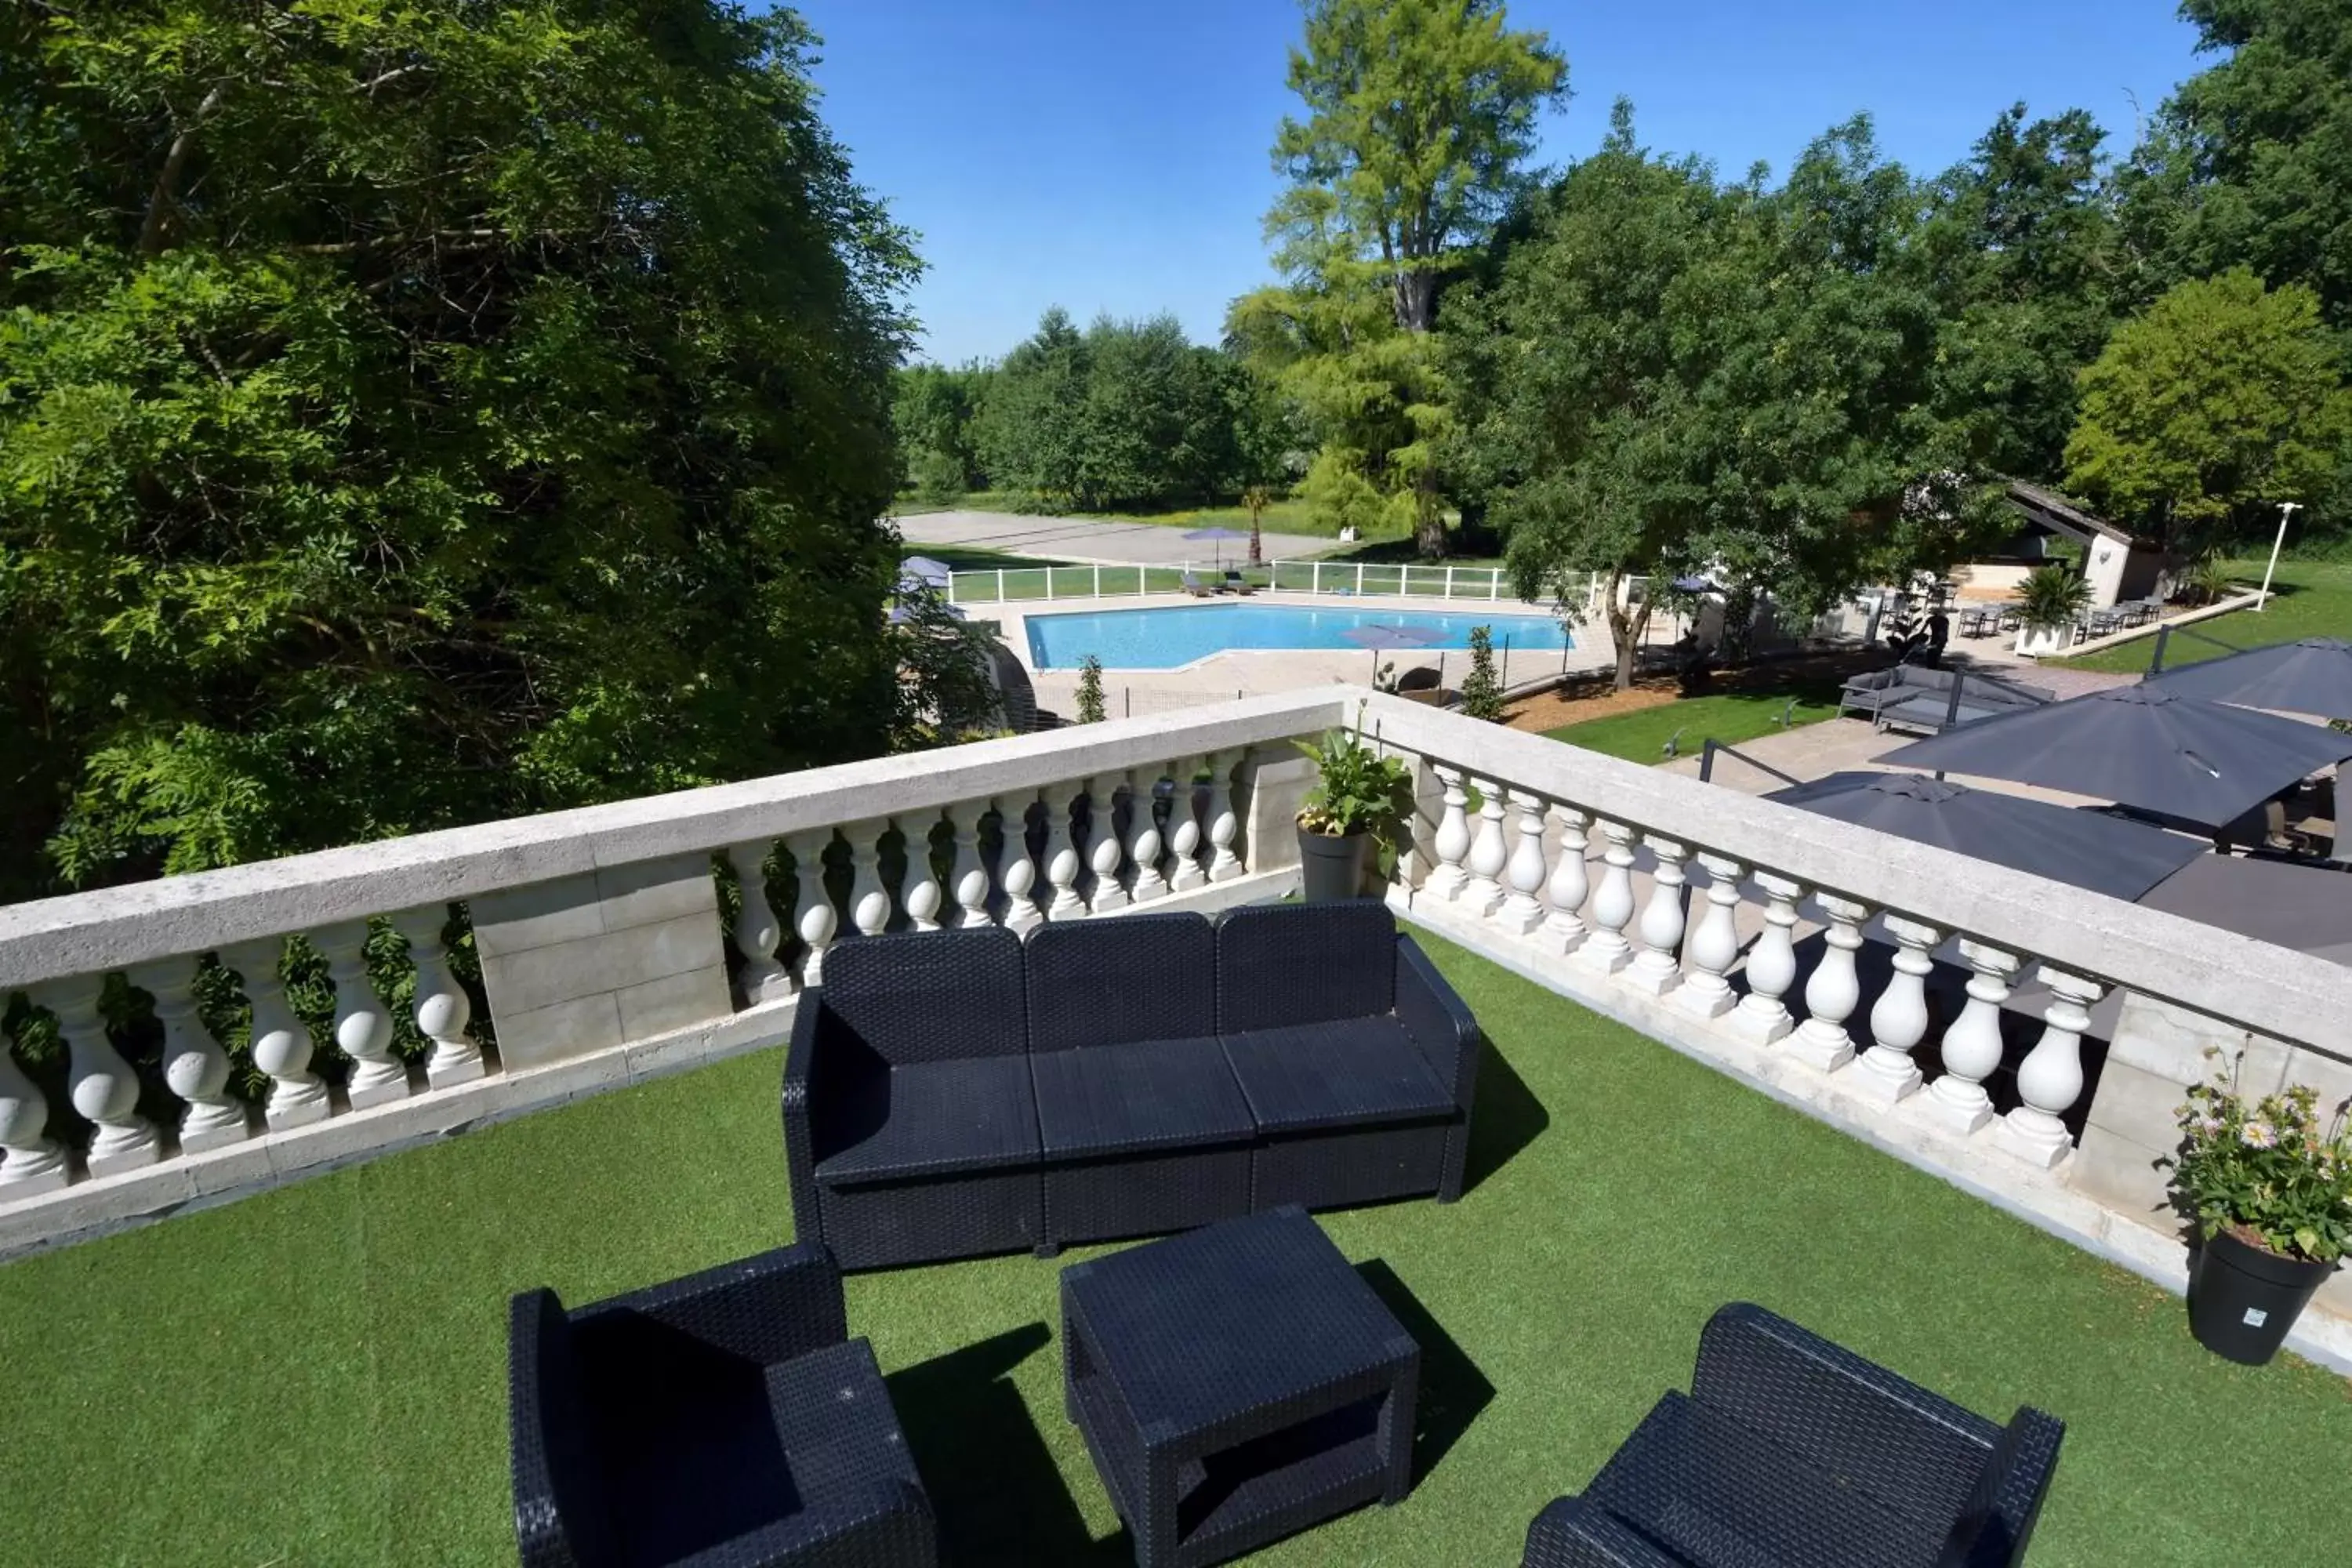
[796,1,2206,365]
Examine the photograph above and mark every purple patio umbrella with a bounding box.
[1341,622,1448,683]
[1183,526,1252,568]
[898,555,953,592]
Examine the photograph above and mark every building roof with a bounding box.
[2005,479,2146,548]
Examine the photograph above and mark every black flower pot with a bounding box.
[1296,828,1370,902]
[2187,1228,2338,1366]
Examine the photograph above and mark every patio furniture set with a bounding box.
[508,900,2066,1566]
[1181,569,1259,597]
[1955,597,2164,641]
[1835,665,2056,735]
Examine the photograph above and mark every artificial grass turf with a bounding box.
[2063,557,2352,673]
[2,934,2347,1566]
[1544,683,1842,764]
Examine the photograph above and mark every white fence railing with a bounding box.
[948,559,1546,605]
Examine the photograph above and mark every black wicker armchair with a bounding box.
[1214,900,1482,1211]
[1522,1303,2063,1568]
[507,1242,936,1567]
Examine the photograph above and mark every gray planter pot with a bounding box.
[1296,828,1370,902]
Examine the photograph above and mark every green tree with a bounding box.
[2064,270,2352,553]
[1074,655,1107,724]
[0,2,917,895]
[1258,0,1567,556]
[893,363,990,496]
[1459,626,1504,720]
[975,308,1091,509]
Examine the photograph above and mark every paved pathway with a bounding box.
[896,509,1345,566]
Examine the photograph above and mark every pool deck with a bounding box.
[982,590,1611,720]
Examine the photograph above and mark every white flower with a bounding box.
[2242,1121,2280,1149]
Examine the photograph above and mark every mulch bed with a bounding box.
[1503,649,1889,735]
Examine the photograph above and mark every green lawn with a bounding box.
[1544,681,1844,764]
[2063,557,2352,673]
[898,543,1066,572]
[1,933,2344,1566]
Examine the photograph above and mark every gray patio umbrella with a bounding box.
[2138,853,2352,966]
[1182,526,1251,568]
[1341,622,1447,683]
[887,601,967,625]
[1767,771,2208,902]
[2147,637,2352,721]
[898,555,953,590]
[1877,685,2352,831]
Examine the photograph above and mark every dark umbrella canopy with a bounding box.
[1182,525,1250,567]
[2147,637,2352,720]
[1877,685,2352,830]
[1768,771,2209,902]
[1341,623,1447,681]
[2138,853,2352,966]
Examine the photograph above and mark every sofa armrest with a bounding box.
[1520,1497,1681,1568]
[782,992,827,1250]
[1395,935,1481,1111]
[507,1290,620,1568]
[1691,1303,2000,1533]
[574,1242,848,1370]
[677,1475,937,1568]
[1940,1409,2066,1568]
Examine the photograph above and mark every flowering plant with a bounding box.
[2161,1050,2352,1262]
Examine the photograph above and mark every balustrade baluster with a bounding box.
[1459,779,1508,916]
[227,941,331,1131]
[1539,804,1590,955]
[39,975,162,1174]
[1624,837,1690,996]
[1497,787,1548,935]
[788,830,840,982]
[0,1041,70,1195]
[131,959,249,1152]
[1726,873,1802,1044]
[317,920,409,1110]
[1576,819,1638,974]
[1166,758,1207,893]
[996,796,1045,934]
[392,907,485,1087]
[1124,768,1167,902]
[1997,967,2103,1168]
[1788,895,1871,1072]
[846,819,893,938]
[1042,785,1087,919]
[1085,778,1130,913]
[1425,766,1472,901]
[1675,855,1745,1019]
[1926,940,2020,1133]
[1857,915,1944,1103]
[947,801,996,927]
[727,841,793,1002]
[901,814,946,933]
[1204,750,1244,883]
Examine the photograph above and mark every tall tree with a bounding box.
[974,308,1091,508]
[0,2,917,895]
[1261,0,1566,555]
[2065,269,2352,554]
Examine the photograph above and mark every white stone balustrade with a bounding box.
[1926,940,2022,1134]
[0,1044,69,1196]
[1539,804,1590,956]
[789,829,840,982]
[1497,788,1548,935]
[1726,872,1802,1044]
[1084,779,1130,913]
[1624,836,1690,997]
[901,815,946,934]
[846,819,893,938]
[1577,819,1639,975]
[947,802,994,928]
[1041,785,1086,920]
[1857,915,1944,1103]
[1425,766,1472,902]
[995,796,1044,934]
[230,940,329,1132]
[1203,751,1243,884]
[38,975,160,1176]
[1461,778,1509,917]
[726,842,792,1004]
[1125,769,1168,903]
[1676,855,1744,1020]
[317,920,409,1111]
[132,960,249,1152]
[1998,967,2103,1168]
[1788,895,1870,1073]
[1166,757,1206,893]
[391,907,483,1088]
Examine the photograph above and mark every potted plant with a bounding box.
[1293,705,1417,902]
[2012,564,2091,655]
[2162,1052,2351,1365]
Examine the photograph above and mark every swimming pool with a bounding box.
[1022,602,1573,670]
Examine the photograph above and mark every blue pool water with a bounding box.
[1024,603,1573,670]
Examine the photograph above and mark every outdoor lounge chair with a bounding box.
[509,1243,937,1567]
[1522,1303,2063,1568]
[1181,572,1215,598]
[1221,568,1257,596]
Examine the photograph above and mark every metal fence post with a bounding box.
[1356,563,1365,595]
[1093,564,1102,598]
[1490,569,1501,601]
[996,568,1006,601]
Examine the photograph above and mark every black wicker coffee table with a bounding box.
[1059,1206,1420,1566]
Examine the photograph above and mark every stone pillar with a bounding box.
[845,818,893,938]
[392,907,484,1088]
[132,959,250,1152]
[947,800,996,928]
[789,830,840,983]
[1425,766,1472,902]
[317,919,409,1111]
[1125,769,1168,903]
[1577,819,1638,975]
[901,814,946,933]
[1675,855,1744,1020]
[37,975,161,1175]
[227,941,331,1132]
[1539,804,1591,956]
[1788,895,1870,1073]
[1926,939,2021,1134]
[726,841,792,1003]
[1204,750,1245,883]
[1624,836,1690,997]
[1084,779,1130,913]
[1460,779,1508,917]
[996,797,1044,935]
[0,1036,71,1195]
[1497,787,1549,936]
[1997,967,2103,1168]
[1166,758,1207,894]
[1726,873,1802,1045]
[1041,785,1087,920]
[1857,914,1943,1104]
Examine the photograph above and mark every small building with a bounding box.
[1951,481,2175,609]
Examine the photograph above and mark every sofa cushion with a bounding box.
[1220,1017,1454,1134]
[1215,900,1397,1032]
[818,926,1027,1065]
[1027,912,1215,1052]
[1030,1036,1255,1159]
[814,1056,1040,1185]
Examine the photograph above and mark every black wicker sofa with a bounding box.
[782,899,1483,1270]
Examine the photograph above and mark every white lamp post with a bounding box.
[2257,501,2300,612]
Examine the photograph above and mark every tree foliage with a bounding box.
[0,2,919,896]
[2064,269,2352,551]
